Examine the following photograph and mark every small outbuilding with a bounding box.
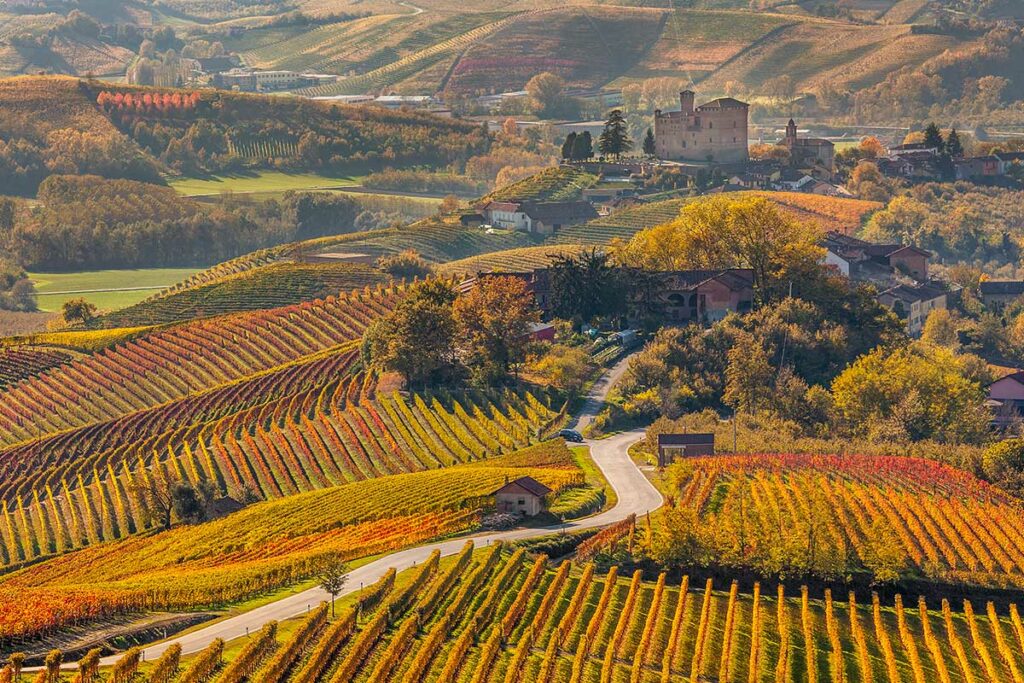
[657,433,715,467]
[493,476,552,517]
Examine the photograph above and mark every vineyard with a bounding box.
[437,245,588,277]
[96,262,389,328]
[295,13,532,97]
[550,193,881,245]
[0,284,405,448]
[482,167,599,204]
[0,443,582,639]
[0,348,72,389]
[22,547,1024,682]
[0,341,563,565]
[226,135,299,161]
[666,454,1024,589]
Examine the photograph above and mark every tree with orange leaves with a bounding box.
[453,275,540,384]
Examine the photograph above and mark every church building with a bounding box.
[782,119,835,176]
[653,91,749,164]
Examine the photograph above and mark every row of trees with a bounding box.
[558,110,646,162]
[362,278,540,387]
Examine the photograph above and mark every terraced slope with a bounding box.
[0,285,405,448]
[97,262,389,328]
[699,21,959,93]
[437,244,588,276]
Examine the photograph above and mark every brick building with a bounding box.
[654,91,749,164]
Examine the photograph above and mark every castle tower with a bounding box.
[680,90,695,114]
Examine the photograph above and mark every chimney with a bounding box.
[680,90,695,114]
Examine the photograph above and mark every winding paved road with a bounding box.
[99,355,660,665]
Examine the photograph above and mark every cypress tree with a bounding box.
[598,110,632,158]
[643,127,656,157]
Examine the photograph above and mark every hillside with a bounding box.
[95,261,390,328]
[550,192,881,245]
[43,541,1024,682]
[0,76,490,197]
[660,453,1024,589]
[0,443,578,639]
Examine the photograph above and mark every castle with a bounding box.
[654,90,749,164]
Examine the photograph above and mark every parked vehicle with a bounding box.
[558,428,584,443]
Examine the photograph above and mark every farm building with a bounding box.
[657,433,715,466]
[634,269,755,324]
[493,476,552,517]
[481,200,598,235]
[979,280,1024,309]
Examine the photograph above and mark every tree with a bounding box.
[561,132,577,160]
[171,480,214,524]
[858,136,884,158]
[525,72,567,117]
[316,555,349,617]
[453,275,540,384]
[642,128,656,157]
[549,249,629,327]
[438,194,460,214]
[570,131,593,161]
[62,297,97,325]
[946,128,964,158]
[921,308,958,348]
[923,122,944,152]
[723,333,774,414]
[598,110,632,159]
[530,345,593,398]
[830,342,989,443]
[131,469,183,531]
[614,195,825,304]
[362,280,457,388]
[8,653,24,681]
[982,439,1024,494]
[376,249,431,279]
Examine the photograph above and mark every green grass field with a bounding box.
[168,171,363,197]
[30,268,201,313]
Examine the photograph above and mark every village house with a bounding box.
[955,155,1002,181]
[634,269,755,325]
[987,371,1024,428]
[657,433,715,467]
[472,267,754,326]
[493,476,551,517]
[979,280,1024,309]
[480,200,598,235]
[821,232,931,284]
[876,282,948,336]
[654,91,749,164]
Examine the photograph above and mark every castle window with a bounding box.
[709,122,713,129]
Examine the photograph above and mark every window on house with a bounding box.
[517,498,525,505]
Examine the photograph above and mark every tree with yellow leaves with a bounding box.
[614,195,824,304]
